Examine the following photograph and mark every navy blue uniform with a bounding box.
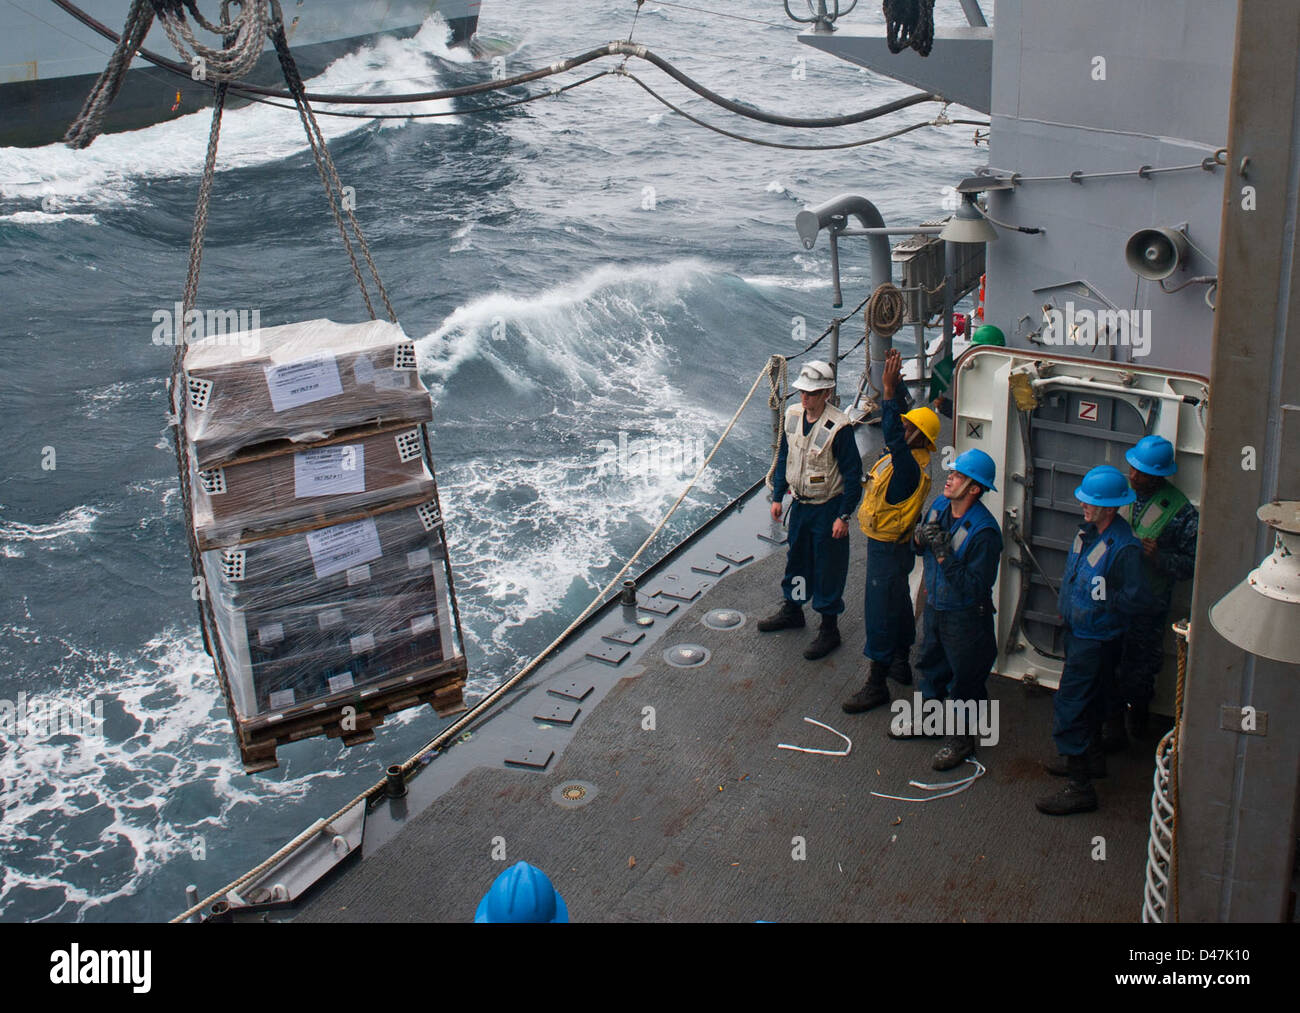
[772,415,862,616]
[1053,517,1146,755]
[914,498,1002,704]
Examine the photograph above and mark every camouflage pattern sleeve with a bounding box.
[1155,501,1199,582]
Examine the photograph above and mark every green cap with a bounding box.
[971,324,1005,346]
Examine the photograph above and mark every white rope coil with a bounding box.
[1141,727,1176,923]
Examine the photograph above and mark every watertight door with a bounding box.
[949,348,1208,710]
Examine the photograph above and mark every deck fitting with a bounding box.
[585,643,630,666]
[703,609,745,630]
[551,780,598,809]
[664,643,711,668]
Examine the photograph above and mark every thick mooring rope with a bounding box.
[62,0,157,148]
[883,0,936,57]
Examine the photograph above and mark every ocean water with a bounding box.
[0,1,985,921]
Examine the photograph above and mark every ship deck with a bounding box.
[293,471,1163,923]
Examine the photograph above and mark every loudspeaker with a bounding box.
[1125,227,1189,281]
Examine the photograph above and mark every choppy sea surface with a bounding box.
[0,0,985,921]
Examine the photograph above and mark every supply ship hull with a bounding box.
[0,0,481,147]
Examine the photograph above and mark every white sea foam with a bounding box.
[0,506,101,556]
[418,259,730,666]
[0,628,342,921]
[0,211,99,226]
[0,16,460,209]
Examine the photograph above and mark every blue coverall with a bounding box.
[1053,519,1147,755]
[915,503,1002,704]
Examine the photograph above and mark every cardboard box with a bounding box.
[183,318,433,468]
[191,422,434,546]
[203,496,447,612]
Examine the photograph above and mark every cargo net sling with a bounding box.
[69,1,468,771]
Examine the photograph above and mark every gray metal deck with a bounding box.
[295,493,1161,922]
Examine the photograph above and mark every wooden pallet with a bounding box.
[234,656,468,773]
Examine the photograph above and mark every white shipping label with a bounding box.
[353,355,376,385]
[317,608,344,630]
[346,564,372,586]
[350,633,376,655]
[406,547,431,570]
[264,354,344,412]
[257,623,285,646]
[328,673,355,694]
[294,444,366,498]
[411,614,435,636]
[305,518,382,579]
[373,371,411,390]
[269,689,296,709]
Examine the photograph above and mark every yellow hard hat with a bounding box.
[901,406,940,448]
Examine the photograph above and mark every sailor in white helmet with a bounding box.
[757,360,862,659]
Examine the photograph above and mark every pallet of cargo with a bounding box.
[234,657,469,774]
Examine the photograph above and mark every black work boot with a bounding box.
[1043,737,1107,778]
[1035,753,1099,815]
[803,613,841,660]
[1101,715,1128,753]
[757,600,805,632]
[1125,701,1150,739]
[888,652,913,685]
[843,662,891,713]
[932,734,976,771]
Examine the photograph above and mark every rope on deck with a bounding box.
[1141,620,1187,922]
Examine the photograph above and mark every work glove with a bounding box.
[920,522,952,561]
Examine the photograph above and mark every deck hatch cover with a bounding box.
[690,560,730,577]
[504,746,554,770]
[655,575,711,602]
[535,701,581,725]
[602,627,646,646]
[547,681,594,702]
[585,644,630,666]
[638,598,678,617]
[717,549,755,566]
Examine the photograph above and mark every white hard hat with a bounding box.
[792,360,836,392]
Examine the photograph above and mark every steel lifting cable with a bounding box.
[267,3,395,322]
[172,360,774,923]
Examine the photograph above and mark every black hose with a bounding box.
[51,0,939,126]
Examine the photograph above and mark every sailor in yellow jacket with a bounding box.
[843,349,940,713]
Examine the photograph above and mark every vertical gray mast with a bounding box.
[1178,0,1300,921]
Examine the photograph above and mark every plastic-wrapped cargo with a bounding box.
[191,421,436,547]
[198,494,467,773]
[201,495,462,719]
[183,318,433,468]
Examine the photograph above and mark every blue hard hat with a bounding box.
[1125,435,1177,476]
[946,448,997,492]
[1075,465,1137,507]
[474,861,569,923]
